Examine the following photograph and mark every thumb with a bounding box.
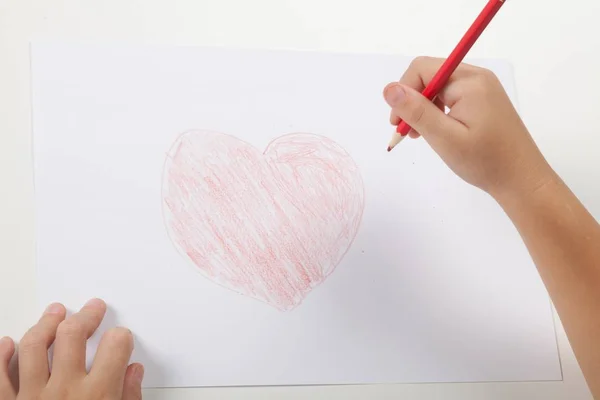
[122,363,144,400]
[383,83,461,139]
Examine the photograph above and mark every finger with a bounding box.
[0,337,14,375]
[383,83,466,141]
[87,327,134,397]
[390,57,475,125]
[17,303,66,392]
[389,82,465,126]
[409,98,445,139]
[0,337,16,398]
[408,130,421,139]
[121,363,144,400]
[51,299,106,379]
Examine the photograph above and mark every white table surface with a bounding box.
[1,0,598,398]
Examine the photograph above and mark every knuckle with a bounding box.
[103,327,133,348]
[19,329,48,351]
[479,67,498,80]
[56,319,84,338]
[466,75,494,98]
[473,68,498,88]
[458,62,482,75]
[409,56,431,70]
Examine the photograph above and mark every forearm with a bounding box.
[495,171,600,397]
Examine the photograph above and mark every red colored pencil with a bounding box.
[388,0,506,152]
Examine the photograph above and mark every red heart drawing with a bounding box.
[162,130,364,311]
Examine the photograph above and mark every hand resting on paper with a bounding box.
[384,56,600,398]
[0,298,143,400]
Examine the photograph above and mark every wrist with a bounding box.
[489,160,558,211]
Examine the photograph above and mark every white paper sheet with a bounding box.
[32,42,561,387]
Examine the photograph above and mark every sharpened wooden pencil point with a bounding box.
[387,131,405,152]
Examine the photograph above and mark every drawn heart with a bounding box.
[162,130,364,311]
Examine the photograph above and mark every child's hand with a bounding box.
[384,57,553,200]
[0,299,143,400]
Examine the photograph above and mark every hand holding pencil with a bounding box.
[387,0,506,152]
[382,56,550,196]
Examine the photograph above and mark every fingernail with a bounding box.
[133,364,145,383]
[84,298,106,309]
[384,84,406,106]
[44,303,64,315]
[0,336,11,346]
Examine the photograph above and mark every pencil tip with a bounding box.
[387,146,392,152]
